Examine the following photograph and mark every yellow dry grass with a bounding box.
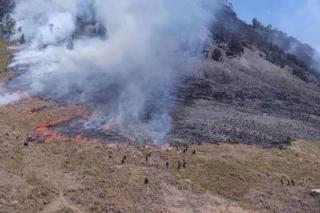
[0,39,319,212]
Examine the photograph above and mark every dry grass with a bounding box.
[0,93,319,213]
[171,141,320,212]
[0,40,319,213]
[0,98,84,132]
[0,98,246,213]
[0,40,10,73]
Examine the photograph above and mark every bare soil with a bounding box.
[0,39,319,213]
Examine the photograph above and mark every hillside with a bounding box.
[169,5,320,147]
[0,94,319,212]
[0,2,319,213]
[0,95,319,212]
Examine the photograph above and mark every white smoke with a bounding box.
[5,0,221,146]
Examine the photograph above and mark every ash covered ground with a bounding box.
[168,6,320,148]
[170,46,320,148]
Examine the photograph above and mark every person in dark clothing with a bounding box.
[24,136,34,147]
[177,161,181,170]
[182,159,187,168]
[144,178,149,184]
[121,155,127,164]
[166,162,169,169]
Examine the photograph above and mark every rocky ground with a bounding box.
[170,46,320,147]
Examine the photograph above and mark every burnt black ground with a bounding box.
[169,47,320,148]
[54,119,129,142]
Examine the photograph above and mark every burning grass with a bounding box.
[0,93,318,212]
[34,113,87,143]
[0,79,318,212]
[0,40,319,212]
[0,97,87,135]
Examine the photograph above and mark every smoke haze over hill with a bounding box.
[3,0,221,146]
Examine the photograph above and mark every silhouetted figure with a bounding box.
[19,33,26,44]
[182,159,187,168]
[24,136,33,147]
[144,178,149,184]
[166,162,169,169]
[121,155,127,164]
[192,150,196,155]
[146,153,152,163]
[177,161,181,170]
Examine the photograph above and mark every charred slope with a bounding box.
[169,6,320,148]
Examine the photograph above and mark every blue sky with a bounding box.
[229,0,320,52]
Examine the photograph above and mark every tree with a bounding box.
[252,18,262,29]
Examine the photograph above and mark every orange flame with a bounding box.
[35,113,85,143]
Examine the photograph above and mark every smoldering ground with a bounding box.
[2,0,221,146]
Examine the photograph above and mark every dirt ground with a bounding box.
[0,98,319,213]
[0,39,319,213]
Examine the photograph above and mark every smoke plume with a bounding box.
[4,0,220,146]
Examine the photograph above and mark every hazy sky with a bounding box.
[230,0,320,52]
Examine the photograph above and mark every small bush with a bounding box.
[226,39,244,57]
[267,51,285,67]
[252,18,263,29]
[292,67,309,82]
[212,48,223,62]
[286,54,308,70]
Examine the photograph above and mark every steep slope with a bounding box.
[169,6,320,147]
